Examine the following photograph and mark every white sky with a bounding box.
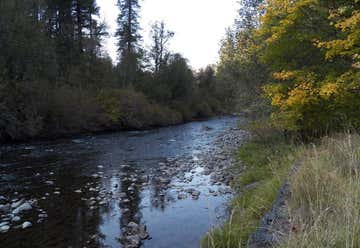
[96,0,239,69]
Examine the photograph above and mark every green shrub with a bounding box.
[97,88,182,129]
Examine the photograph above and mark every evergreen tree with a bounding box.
[0,0,56,81]
[116,0,142,86]
[43,0,106,82]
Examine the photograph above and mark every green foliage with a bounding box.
[216,0,267,112]
[97,88,182,129]
[259,0,360,136]
[0,81,45,140]
[220,0,360,136]
[116,0,142,86]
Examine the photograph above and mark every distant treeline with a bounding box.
[0,0,232,142]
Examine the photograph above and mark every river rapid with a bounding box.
[0,116,248,248]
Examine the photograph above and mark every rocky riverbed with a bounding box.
[0,116,249,248]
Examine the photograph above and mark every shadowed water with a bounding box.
[0,116,243,248]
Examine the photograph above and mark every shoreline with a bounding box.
[0,114,238,146]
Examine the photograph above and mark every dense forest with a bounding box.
[0,0,230,142]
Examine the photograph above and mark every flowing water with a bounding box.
[0,116,247,248]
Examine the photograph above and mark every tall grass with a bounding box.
[281,134,360,248]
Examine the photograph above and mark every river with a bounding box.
[0,116,248,248]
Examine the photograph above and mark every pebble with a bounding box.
[0,204,10,212]
[177,193,187,200]
[38,213,48,218]
[12,202,32,215]
[0,222,9,227]
[12,216,21,222]
[191,190,201,200]
[22,221,32,229]
[0,225,10,233]
[124,235,141,247]
[218,187,232,195]
[119,193,127,198]
[11,199,25,209]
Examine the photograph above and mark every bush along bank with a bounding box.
[0,85,224,143]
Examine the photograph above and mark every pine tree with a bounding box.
[43,0,106,81]
[73,0,105,56]
[115,0,142,86]
[0,0,57,81]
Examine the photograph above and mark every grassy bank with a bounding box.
[203,133,296,248]
[204,129,360,248]
[281,133,360,248]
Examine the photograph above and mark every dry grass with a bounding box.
[281,133,360,248]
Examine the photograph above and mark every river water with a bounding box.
[0,116,247,248]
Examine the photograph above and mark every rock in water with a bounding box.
[12,216,21,222]
[0,196,7,204]
[128,222,139,229]
[124,235,141,248]
[12,202,32,215]
[11,199,25,209]
[22,221,32,229]
[0,204,10,212]
[218,187,232,195]
[45,181,55,186]
[0,225,10,233]
[138,225,149,240]
[177,193,187,200]
[0,222,9,227]
[191,190,201,200]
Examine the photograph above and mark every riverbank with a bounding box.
[278,134,360,247]
[0,110,231,145]
[206,126,360,248]
[203,133,297,248]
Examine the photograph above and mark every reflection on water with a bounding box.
[0,117,243,248]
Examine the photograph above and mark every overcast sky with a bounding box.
[96,0,239,69]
